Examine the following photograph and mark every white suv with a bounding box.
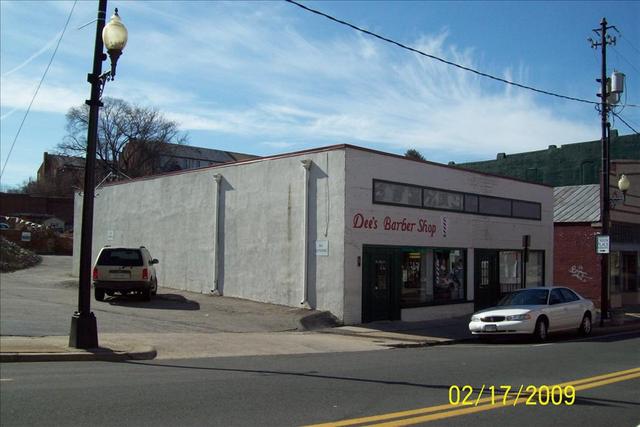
[93,246,159,301]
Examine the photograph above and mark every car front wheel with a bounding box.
[579,313,592,336]
[533,318,548,342]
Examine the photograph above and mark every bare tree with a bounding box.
[57,98,188,179]
[8,177,77,197]
[405,148,426,162]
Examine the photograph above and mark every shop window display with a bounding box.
[526,251,544,287]
[400,248,466,307]
[499,251,522,293]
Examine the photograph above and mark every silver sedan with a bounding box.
[468,287,595,341]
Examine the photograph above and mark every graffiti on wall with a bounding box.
[569,265,592,282]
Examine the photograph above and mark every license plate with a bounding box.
[109,271,130,279]
[484,324,497,332]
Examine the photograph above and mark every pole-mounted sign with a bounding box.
[596,235,610,254]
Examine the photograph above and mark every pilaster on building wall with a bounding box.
[554,223,602,306]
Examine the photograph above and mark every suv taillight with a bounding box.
[92,267,98,280]
[142,268,148,280]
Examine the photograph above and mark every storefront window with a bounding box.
[373,181,421,206]
[610,252,621,293]
[423,188,463,211]
[622,252,638,292]
[611,252,639,293]
[399,248,466,307]
[526,251,544,286]
[400,251,427,305]
[499,251,522,293]
[434,249,465,303]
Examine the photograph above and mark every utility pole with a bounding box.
[590,18,616,327]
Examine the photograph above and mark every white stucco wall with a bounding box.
[72,144,554,325]
[73,149,347,319]
[342,147,555,324]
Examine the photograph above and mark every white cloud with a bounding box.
[0,1,598,171]
[145,15,595,161]
[0,75,85,114]
[1,30,62,78]
[260,141,297,149]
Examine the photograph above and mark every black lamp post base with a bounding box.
[69,312,98,349]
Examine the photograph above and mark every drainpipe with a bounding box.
[301,160,312,308]
[212,173,222,295]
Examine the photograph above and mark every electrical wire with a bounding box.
[611,45,640,76]
[612,112,640,134]
[286,0,640,110]
[0,1,78,181]
[615,29,640,57]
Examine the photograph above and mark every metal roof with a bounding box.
[553,184,600,223]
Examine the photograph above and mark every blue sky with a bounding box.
[1,1,639,189]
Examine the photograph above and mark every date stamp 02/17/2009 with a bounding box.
[448,384,577,407]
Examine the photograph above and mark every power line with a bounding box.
[286,0,602,106]
[612,112,639,134]
[286,0,640,109]
[0,1,78,181]
[615,28,640,56]
[611,45,640,76]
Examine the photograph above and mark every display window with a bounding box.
[526,251,544,287]
[400,248,466,307]
[499,251,522,293]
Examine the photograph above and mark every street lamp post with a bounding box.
[69,1,128,349]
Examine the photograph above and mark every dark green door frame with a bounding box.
[362,246,401,323]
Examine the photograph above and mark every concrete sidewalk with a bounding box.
[0,331,420,362]
[2,309,639,363]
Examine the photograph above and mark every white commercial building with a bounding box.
[74,145,554,324]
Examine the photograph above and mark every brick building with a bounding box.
[120,140,259,177]
[460,134,640,309]
[36,152,87,196]
[0,192,74,230]
[456,132,639,186]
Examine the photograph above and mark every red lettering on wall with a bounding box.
[352,212,440,237]
[352,213,378,229]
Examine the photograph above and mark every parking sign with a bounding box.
[596,235,610,254]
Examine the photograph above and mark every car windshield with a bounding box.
[497,289,549,306]
[97,249,143,267]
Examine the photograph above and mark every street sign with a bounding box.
[316,240,329,256]
[596,235,610,254]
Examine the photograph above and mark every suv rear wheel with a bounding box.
[95,288,105,302]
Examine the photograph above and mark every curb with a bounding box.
[0,346,157,363]
[320,322,640,348]
[319,328,470,346]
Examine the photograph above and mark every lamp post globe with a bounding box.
[618,174,630,193]
[102,8,128,79]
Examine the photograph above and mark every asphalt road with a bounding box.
[0,256,320,336]
[1,330,638,426]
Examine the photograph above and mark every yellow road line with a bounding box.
[372,372,640,426]
[303,367,640,427]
